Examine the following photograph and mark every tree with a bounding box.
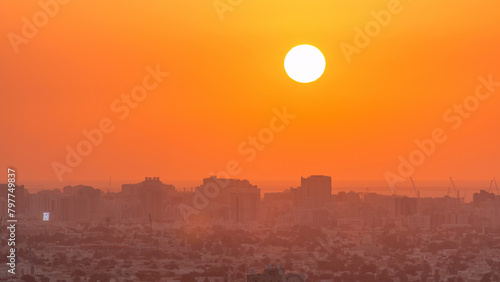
[420,270,429,282]
[397,271,408,282]
[136,271,161,281]
[21,275,36,282]
[359,263,377,274]
[376,269,392,282]
[480,272,493,282]
[261,256,271,265]
[181,273,198,282]
[89,273,110,282]
[237,263,246,272]
[433,269,441,282]
[72,269,86,278]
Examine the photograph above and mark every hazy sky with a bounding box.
[1,1,499,190]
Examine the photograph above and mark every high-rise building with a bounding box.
[287,176,333,226]
[121,177,176,221]
[29,190,63,220]
[196,176,260,223]
[261,192,293,224]
[473,190,496,207]
[298,175,332,207]
[61,185,102,221]
[394,197,417,217]
[293,208,329,227]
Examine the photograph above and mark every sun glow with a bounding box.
[284,44,326,83]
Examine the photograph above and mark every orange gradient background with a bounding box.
[1,1,499,191]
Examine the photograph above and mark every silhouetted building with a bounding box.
[335,191,361,203]
[473,190,496,207]
[394,197,417,217]
[121,177,176,221]
[28,189,63,221]
[295,175,332,207]
[286,175,333,226]
[293,208,329,227]
[261,191,293,225]
[407,214,431,229]
[61,185,102,221]
[196,176,260,223]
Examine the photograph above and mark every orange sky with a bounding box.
[1,1,499,191]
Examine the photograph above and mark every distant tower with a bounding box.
[227,267,232,282]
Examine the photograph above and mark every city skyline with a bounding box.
[13,176,499,203]
[4,174,499,223]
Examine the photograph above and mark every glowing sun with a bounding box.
[284,44,326,83]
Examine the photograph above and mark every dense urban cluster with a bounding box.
[1,176,500,282]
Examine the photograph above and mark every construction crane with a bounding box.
[450,177,459,199]
[108,176,112,193]
[410,177,420,198]
[410,177,414,194]
[488,179,494,193]
[390,185,397,195]
[494,177,499,195]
